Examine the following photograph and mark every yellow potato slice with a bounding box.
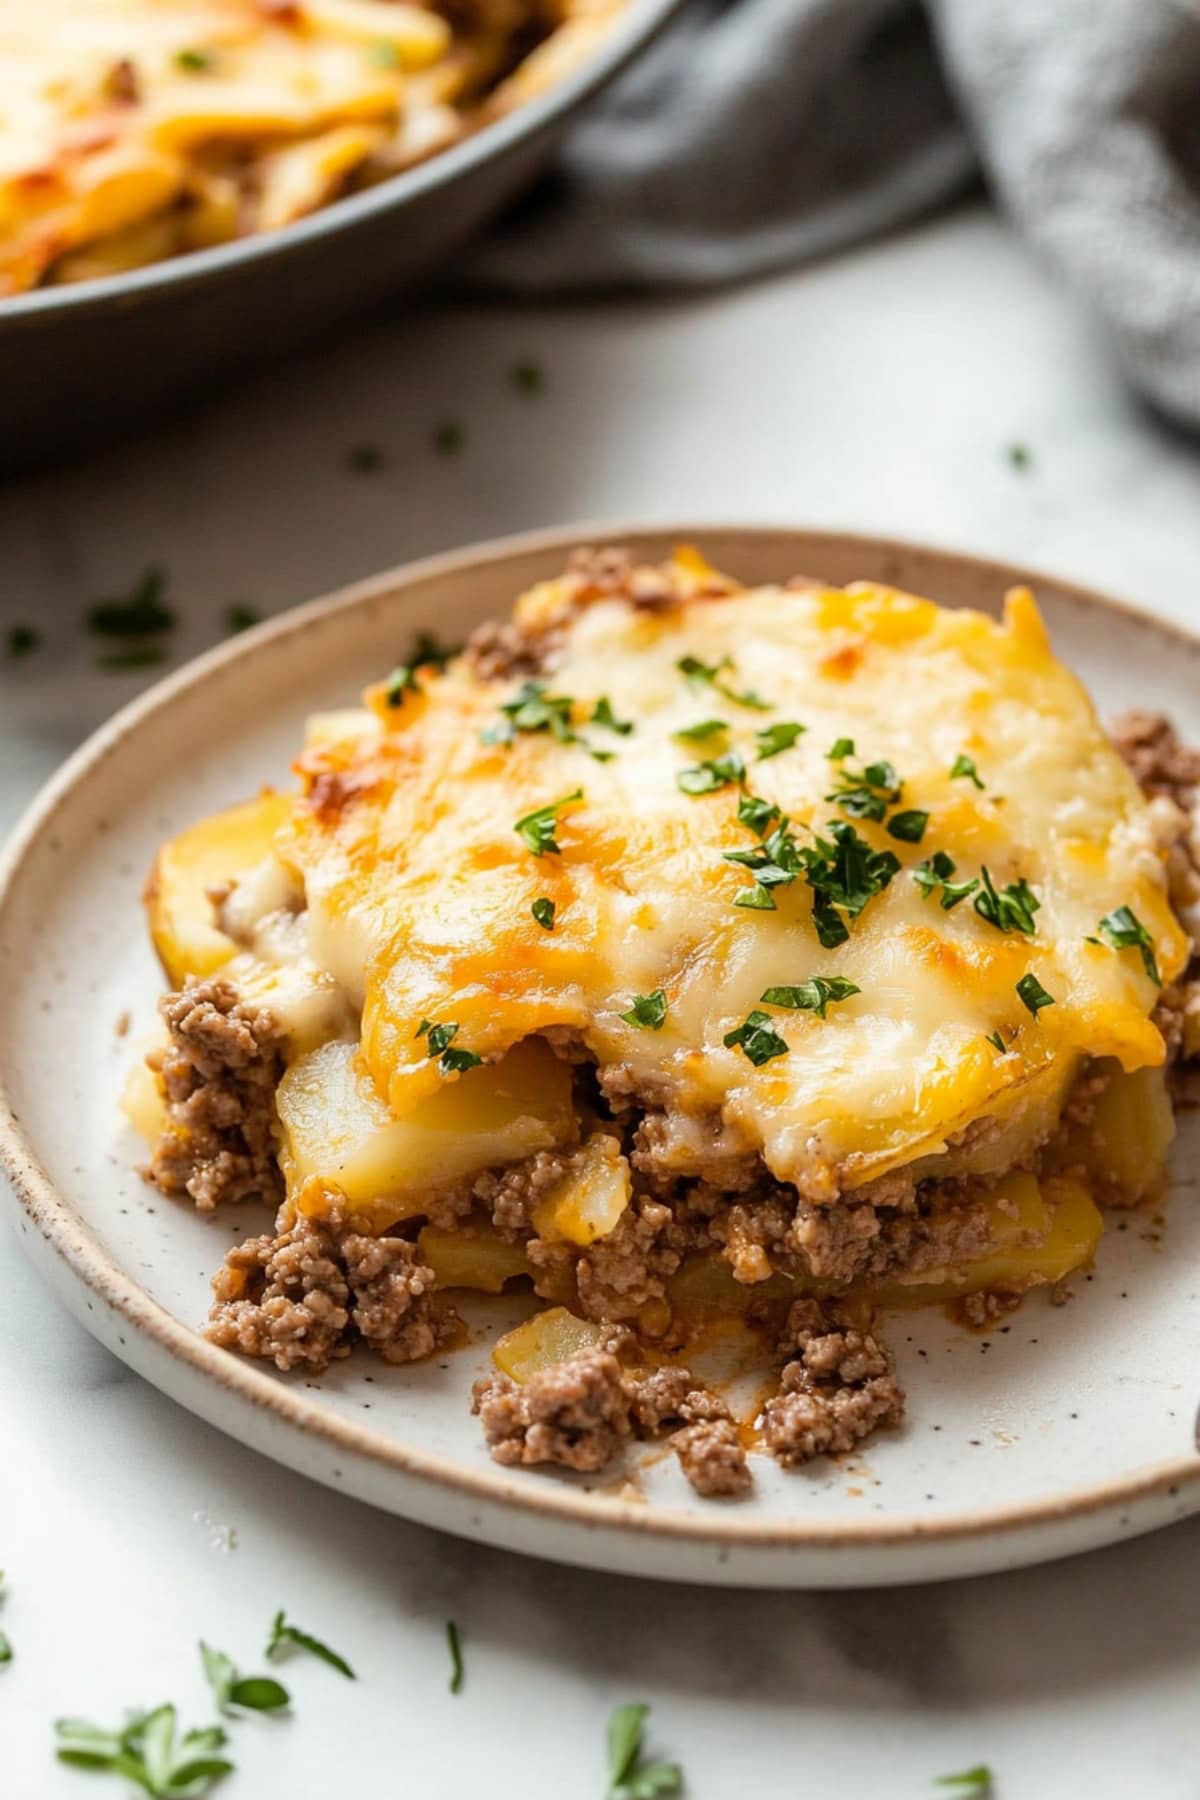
[491,1306,608,1382]
[1050,1063,1175,1205]
[417,1227,531,1293]
[531,1132,631,1247]
[276,1036,574,1223]
[121,1056,168,1143]
[145,791,293,986]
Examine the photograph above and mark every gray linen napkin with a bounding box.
[471,0,1200,428]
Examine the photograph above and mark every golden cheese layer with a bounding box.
[277,556,1187,1202]
[0,0,622,293]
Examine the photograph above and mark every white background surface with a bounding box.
[4,203,1200,1796]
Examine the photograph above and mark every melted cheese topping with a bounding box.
[0,0,622,293]
[278,558,1188,1201]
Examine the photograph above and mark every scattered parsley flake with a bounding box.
[531,897,555,931]
[673,718,728,743]
[99,645,167,672]
[912,851,978,909]
[385,663,421,705]
[620,989,667,1030]
[432,420,465,458]
[755,720,806,760]
[675,652,770,710]
[510,360,545,396]
[736,792,782,837]
[886,808,929,843]
[827,737,855,760]
[1097,905,1161,984]
[514,789,583,855]
[799,820,900,948]
[984,1030,1006,1052]
[5,623,39,659]
[346,443,385,474]
[826,755,901,823]
[415,1019,482,1074]
[56,1706,232,1797]
[723,818,802,911]
[408,630,458,669]
[87,567,174,639]
[446,1621,464,1694]
[606,1703,683,1800]
[950,753,984,789]
[936,1767,995,1795]
[975,868,1040,936]
[1016,972,1055,1016]
[733,882,779,911]
[0,1569,9,1665]
[200,1642,289,1716]
[266,1611,355,1679]
[760,975,860,1018]
[590,695,634,735]
[486,679,576,745]
[724,1009,789,1067]
[225,603,260,635]
[365,37,399,67]
[1007,442,1032,470]
[175,46,214,71]
[676,749,745,796]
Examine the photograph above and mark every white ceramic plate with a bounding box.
[2,525,1199,1589]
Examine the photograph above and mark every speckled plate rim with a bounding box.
[3,521,1200,1589]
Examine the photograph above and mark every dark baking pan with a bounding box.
[3,0,680,477]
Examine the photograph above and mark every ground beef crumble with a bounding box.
[206,1194,444,1373]
[146,977,284,1212]
[761,1300,904,1468]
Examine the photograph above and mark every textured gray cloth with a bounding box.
[472,0,1200,427]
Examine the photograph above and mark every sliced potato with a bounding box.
[276,1036,574,1224]
[121,1055,168,1142]
[531,1132,631,1247]
[491,1306,607,1382]
[417,1226,531,1293]
[145,790,293,986]
[1050,1063,1175,1205]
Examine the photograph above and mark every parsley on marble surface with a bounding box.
[446,1621,464,1694]
[606,1703,683,1800]
[199,1643,288,1716]
[265,1611,355,1679]
[55,1707,232,1796]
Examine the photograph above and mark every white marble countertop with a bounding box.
[4,203,1200,1798]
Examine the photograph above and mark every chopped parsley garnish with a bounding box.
[724,1009,789,1066]
[590,695,634,734]
[0,1569,10,1664]
[225,603,260,635]
[755,720,806,760]
[531,897,555,931]
[675,652,770,710]
[799,820,900,948]
[673,718,728,743]
[485,679,576,745]
[736,791,782,837]
[433,420,465,458]
[365,37,399,67]
[407,630,459,669]
[1096,905,1161,984]
[620,989,667,1030]
[827,737,855,759]
[514,789,583,855]
[384,663,421,705]
[975,867,1040,936]
[56,1707,232,1796]
[415,1019,482,1074]
[912,851,979,909]
[985,1030,1006,1052]
[446,1621,464,1694]
[606,1704,683,1800]
[760,975,860,1018]
[1016,972,1055,1016]
[346,443,385,473]
[1008,442,1032,470]
[676,749,745,796]
[825,755,901,823]
[266,1611,355,1679]
[723,818,802,911]
[936,1767,994,1795]
[200,1642,289,1716]
[5,623,39,659]
[511,360,545,396]
[175,46,214,71]
[950,753,984,789]
[886,808,929,843]
[87,566,174,639]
